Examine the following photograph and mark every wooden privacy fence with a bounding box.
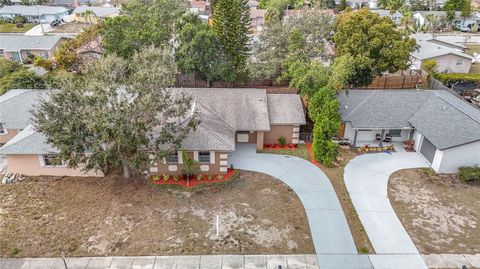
[363,70,425,89]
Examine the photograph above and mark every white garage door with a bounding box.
[420,137,436,164]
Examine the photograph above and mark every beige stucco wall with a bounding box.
[0,129,19,145]
[6,154,103,177]
[153,151,229,175]
[4,39,64,63]
[264,125,295,144]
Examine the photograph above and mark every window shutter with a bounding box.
[210,151,215,164]
[38,155,45,167]
[193,151,199,161]
[178,151,183,164]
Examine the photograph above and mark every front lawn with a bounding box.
[389,168,480,254]
[0,171,314,257]
[258,144,374,254]
[0,23,36,33]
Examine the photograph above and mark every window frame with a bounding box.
[456,59,463,66]
[0,123,5,135]
[388,129,402,137]
[43,154,65,167]
[167,151,178,164]
[198,151,210,163]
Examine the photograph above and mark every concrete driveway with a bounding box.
[344,152,430,269]
[230,144,374,268]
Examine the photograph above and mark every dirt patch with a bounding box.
[0,171,314,257]
[50,22,90,34]
[389,168,480,254]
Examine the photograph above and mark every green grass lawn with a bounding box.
[258,144,310,160]
[0,23,37,33]
[464,44,480,74]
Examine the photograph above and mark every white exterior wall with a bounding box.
[413,13,426,26]
[343,122,412,143]
[431,54,472,74]
[413,130,423,152]
[434,140,480,173]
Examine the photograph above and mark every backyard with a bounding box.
[259,144,374,254]
[389,168,480,254]
[0,23,36,33]
[0,171,314,258]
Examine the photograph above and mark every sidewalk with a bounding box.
[0,254,320,269]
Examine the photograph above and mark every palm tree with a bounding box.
[400,9,414,34]
[181,150,199,187]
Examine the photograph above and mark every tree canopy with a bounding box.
[101,0,187,58]
[212,0,251,81]
[333,8,416,86]
[0,59,46,95]
[32,47,199,178]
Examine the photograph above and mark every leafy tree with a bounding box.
[461,0,472,24]
[385,0,403,13]
[337,0,347,10]
[0,69,45,95]
[422,59,438,74]
[32,46,199,179]
[176,14,234,85]
[444,0,468,10]
[311,87,340,166]
[328,53,355,91]
[101,0,187,58]
[265,0,291,22]
[248,8,333,80]
[212,0,251,81]
[333,8,416,86]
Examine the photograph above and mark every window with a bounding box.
[388,129,402,137]
[43,154,64,166]
[0,123,4,135]
[198,151,210,163]
[456,59,463,66]
[167,151,178,163]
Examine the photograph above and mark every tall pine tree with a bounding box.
[212,0,251,82]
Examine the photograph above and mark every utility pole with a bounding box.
[36,0,45,35]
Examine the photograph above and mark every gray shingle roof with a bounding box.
[0,125,56,154]
[171,88,271,131]
[0,34,65,51]
[0,89,48,129]
[267,94,306,125]
[73,6,120,17]
[339,89,480,150]
[0,5,68,16]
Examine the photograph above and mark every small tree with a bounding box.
[337,0,347,11]
[461,0,472,26]
[181,150,199,186]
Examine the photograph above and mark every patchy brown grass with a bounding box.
[257,145,374,254]
[389,168,480,254]
[0,171,314,258]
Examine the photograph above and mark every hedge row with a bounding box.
[435,73,480,85]
[458,166,480,182]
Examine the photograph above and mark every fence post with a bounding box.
[402,76,406,89]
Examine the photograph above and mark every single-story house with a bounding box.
[73,6,120,23]
[0,5,69,23]
[339,89,480,173]
[411,11,479,27]
[0,34,68,63]
[370,9,403,25]
[250,8,265,27]
[410,34,473,73]
[0,88,306,177]
[189,0,211,16]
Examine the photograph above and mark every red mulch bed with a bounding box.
[305,143,320,166]
[151,169,237,188]
[263,144,298,150]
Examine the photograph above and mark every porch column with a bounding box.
[353,129,358,147]
[408,129,414,140]
[379,129,385,147]
[256,131,264,150]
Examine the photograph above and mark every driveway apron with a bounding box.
[344,152,430,269]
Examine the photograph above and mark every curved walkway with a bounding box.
[344,151,430,269]
[230,144,374,268]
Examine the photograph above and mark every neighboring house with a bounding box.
[339,89,480,173]
[51,0,108,7]
[0,88,306,177]
[0,34,68,63]
[0,5,69,23]
[370,9,403,25]
[453,12,480,28]
[411,11,478,27]
[410,34,473,73]
[189,0,211,16]
[0,89,49,146]
[250,8,265,27]
[73,6,120,23]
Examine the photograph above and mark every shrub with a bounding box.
[217,174,224,180]
[278,136,286,147]
[173,175,179,182]
[435,73,480,86]
[208,175,213,180]
[153,175,160,181]
[458,166,480,182]
[162,174,169,182]
[197,174,203,181]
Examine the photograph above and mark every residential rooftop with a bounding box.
[0,5,68,16]
[0,34,67,51]
[339,89,480,150]
[73,6,120,17]
[0,89,49,129]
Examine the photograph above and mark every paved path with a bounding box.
[344,151,430,269]
[422,254,480,268]
[230,144,374,268]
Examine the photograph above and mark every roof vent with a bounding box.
[345,105,349,110]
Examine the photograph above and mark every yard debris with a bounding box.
[2,173,25,184]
